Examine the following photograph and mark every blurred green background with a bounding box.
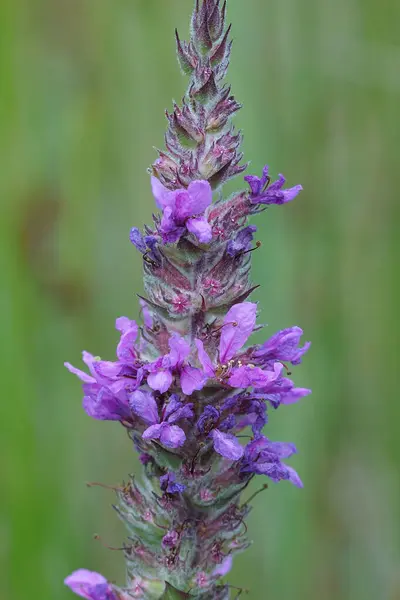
[1,0,399,599]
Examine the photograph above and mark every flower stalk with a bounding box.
[64,2,310,599]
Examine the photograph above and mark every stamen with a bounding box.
[240,483,269,508]
[236,241,262,258]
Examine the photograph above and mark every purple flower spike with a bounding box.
[246,165,302,205]
[151,176,213,244]
[65,3,311,596]
[64,570,114,600]
[219,302,257,363]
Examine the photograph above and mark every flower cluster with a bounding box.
[64,2,310,599]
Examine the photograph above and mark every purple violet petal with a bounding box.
[180,365,207,395]
[211,429,244,461]
[147,369,173,393]
[129,390,159,424]
[186,216,213,243]
[195,339,216,377]
[219,302,257,363]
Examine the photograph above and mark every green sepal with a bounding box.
[160,582,190,599]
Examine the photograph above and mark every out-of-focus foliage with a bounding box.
[1,1,399,599]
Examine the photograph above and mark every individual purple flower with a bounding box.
[162,530,180,548]
[219,302,257,364]
[129,228,161,264]
[160,472,185,495]
[64,569,116,600]
[245,165,302,205]
[147,333,207,395]
[226,225,257,257]
[65,351,134,422]
[241,435,303,487]
[197,406,244,461]
[130,391,193,448]
[151,176,213,244]
[254,326,311,365]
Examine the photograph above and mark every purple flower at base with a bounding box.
[64,570,116,600]
[130,391,193,448]
[241,436,303,487]
[151,177,213,244]
[227,225,257,257]
[219,302,257,364]
[254,326,311,365]
[160,472,185,495]
[245,165,302,206]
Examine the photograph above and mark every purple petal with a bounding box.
[186,216,213,243]
[142,423,163,441]
[195,339,216,377]
[82,385,129,422]
[115,316,136,334]
[281,387,312,405]
[129,390,159,424]
[160,206,185,243]
[211,429,244,461]
[213,555,233,578]
[129,228,147,253]
[175,180,212,221]
[147,369,173,393]
[151,176,176,210]
[180,365,207,395]
[159,424,186,448]
[268,441,297,458]
[229,363,283,389]
[283,185,303,203]
[219,302,257,363]
[64,570,108,600]
[165,400,194,424]
[167,334,191,368]
[255,326,310,363]
[92,360,122,381]
[65,362,95,384]
[286,465,304,488]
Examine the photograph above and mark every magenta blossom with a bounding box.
[130,391,193,448]
[151,177,213,244]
